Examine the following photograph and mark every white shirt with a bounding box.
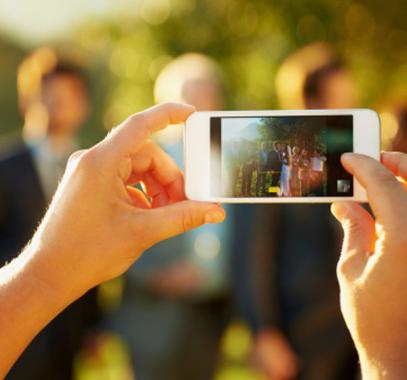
[26,137,76,202]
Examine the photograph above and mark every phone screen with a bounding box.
[210,115,353,197]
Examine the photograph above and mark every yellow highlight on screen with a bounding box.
[268,186,280,193]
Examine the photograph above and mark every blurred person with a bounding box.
[238,43,360,380]
[106,53,233,380]
[0,102,225,377]
[390,103,407,152]
[0,48,99,380]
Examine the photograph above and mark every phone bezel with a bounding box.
[184,109,380,203]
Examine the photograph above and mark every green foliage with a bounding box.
[0,0,406,146]
[258,117,324,149]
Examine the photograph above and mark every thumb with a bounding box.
[331,202,375,280]
[141,201,225,245]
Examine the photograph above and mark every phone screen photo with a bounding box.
[210,115,353,198]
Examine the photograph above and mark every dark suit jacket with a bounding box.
[268,150,282,172]
[0,142,99,380]
[232,204,359,380]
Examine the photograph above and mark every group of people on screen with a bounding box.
[226,140,327,197]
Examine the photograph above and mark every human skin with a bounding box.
[0,102,225,376]
[254,327,300,380]
[332,152,407,380]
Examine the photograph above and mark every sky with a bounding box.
[221,117,262,142]
[0,0,137,46]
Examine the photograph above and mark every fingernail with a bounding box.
[341,152,354,162]
[205,209,225,224]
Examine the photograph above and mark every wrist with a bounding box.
[24,238,89,308]
[0,243,87,375]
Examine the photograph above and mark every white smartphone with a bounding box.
[184,109,380,203]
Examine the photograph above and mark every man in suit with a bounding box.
[235,43,360,380]
[0,49,98,380]
[268,142,283,190]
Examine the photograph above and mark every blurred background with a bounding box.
[0,0,406,380]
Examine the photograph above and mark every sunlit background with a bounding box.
[1,0,406,144]
[0,0,406,379]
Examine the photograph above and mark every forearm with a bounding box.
[0,243,84,377]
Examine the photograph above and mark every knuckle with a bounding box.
[336,249,364,282]
[75,149,98,172]
[182,209,196,232]
[127,112,143,125]
[336,256,356,282]
[67,149,87,167]
[375,170,397,187]
[161,101,176,110]
[336,256,349,279]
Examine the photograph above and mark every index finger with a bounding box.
[341,153,407,225]
[104,102,195,157]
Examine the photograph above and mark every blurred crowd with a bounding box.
[0,41,406,380]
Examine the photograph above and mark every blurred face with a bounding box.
[319,69,358,109]
[42,74,89,137]
[181,78,224,111]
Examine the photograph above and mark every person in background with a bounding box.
[107,53,233,380]
[391,103,407,152]
[310,147,327,195]
[236,43,360,380]
[0,48,99,379]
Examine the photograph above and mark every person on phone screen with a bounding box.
[235,43,360,380]
[290,146,302,196]
[310,148,327,195]
[268,142,283,194]
[277,143,290,197]
[299,148,311,196]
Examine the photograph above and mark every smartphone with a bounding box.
[184,109,380,203]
